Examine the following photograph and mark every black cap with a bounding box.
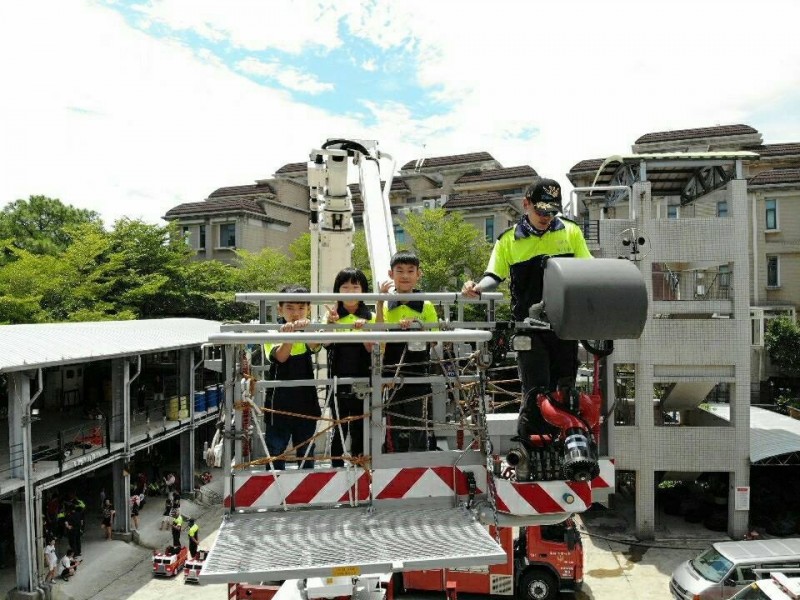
[525,178,562,213]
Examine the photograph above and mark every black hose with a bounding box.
[581,339,614,357]
[321,139,372,157]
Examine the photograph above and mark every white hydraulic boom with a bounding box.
[307,139,396,301]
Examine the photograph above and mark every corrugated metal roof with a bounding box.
[0,319,221,373]
[705,404,800,463]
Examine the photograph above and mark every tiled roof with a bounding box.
[745,143,800,157]
[348,179,409,196]
[749,168,800,187]
[569,159,605,173]
[444,191,508,209]
[454,165,537,184]
[635,124,758,144]
[275,162,307,174]
[208,183,275,198]
[401,152,495,171]
[164,197,269,218]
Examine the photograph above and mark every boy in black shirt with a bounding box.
[264,285,321,469]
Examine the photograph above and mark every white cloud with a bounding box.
[132,0,348,53]
[2,0,800,229]
[0,0,355,226]
[236,58,334,94]
[361,58,377,72]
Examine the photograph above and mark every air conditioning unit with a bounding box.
[423,200,432,209]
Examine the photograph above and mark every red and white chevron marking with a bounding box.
[372,466,486,500]
[493,479,591,515]
[590,458,615,492]
[224,470,370,509]
[224,466,486,508]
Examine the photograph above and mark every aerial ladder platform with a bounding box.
[199,140,648,595]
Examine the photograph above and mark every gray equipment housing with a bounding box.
[542,258,648,340]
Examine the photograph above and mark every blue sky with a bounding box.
[1,0,799,225]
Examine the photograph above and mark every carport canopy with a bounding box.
[704,405,800,465]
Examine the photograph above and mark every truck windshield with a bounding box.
[690,547,733,583]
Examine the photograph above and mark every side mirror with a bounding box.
[564,528,580,551]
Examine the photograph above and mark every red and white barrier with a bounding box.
[492,479,591,515]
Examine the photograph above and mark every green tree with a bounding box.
[0,195,101,258]
[0,223,125,323]
[352,230,373,288]
[766,316,800,377]
[285,233,312,288]
[234,247,291,293]
[399,208,492,291]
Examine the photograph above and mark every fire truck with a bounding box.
[199,139,647,600]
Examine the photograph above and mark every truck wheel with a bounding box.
[519,569,556,600]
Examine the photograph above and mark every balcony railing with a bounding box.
[578,219,600,244]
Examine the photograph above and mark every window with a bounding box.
[767,255,779,287]
[667,205,679,219]
[733,565,756,584]
[765,199,778,230]
[394,225,405,245]
[716,201,728,217]
[181,226,191,245]
[718,265,731,289]
[219,223,236,248]
[199,225,206,249]
[485,216,495,241]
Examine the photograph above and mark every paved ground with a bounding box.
[1,478,731,600]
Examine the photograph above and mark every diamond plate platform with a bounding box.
[200,506,507,583]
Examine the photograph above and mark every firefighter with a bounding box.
[462,177,592,439]
[171,510,184,548]
[187,518,199,558]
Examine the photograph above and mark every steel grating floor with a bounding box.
[200,506,507,583]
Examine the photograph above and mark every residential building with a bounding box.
[565,124,800,539]
[163,168,310,265]
[163,152,540,262]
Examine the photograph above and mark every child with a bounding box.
[160,495,172,531]
[264,285,321,470]
[381,251,438,453]
[325,268,376,467]
[59,549,79,581]
[44,538,57,583]
[101,499,115,540]
[130,493,140,531]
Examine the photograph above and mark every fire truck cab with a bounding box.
[403,521,582,600]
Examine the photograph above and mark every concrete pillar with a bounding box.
[729,178,751,539]
[8,372,37,592]
[180,349,194,495]
[110,359,131,536]
[635,468,655,540]
[112,460,131,537]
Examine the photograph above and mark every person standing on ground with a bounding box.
[101,499,115,540]
[462,177,592,442]
[64,507,82,558]
[171,510,184,548]
[160,495,172,531]
[130,494,140,531]
[44,538,57,583]
[187,518,199,558]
